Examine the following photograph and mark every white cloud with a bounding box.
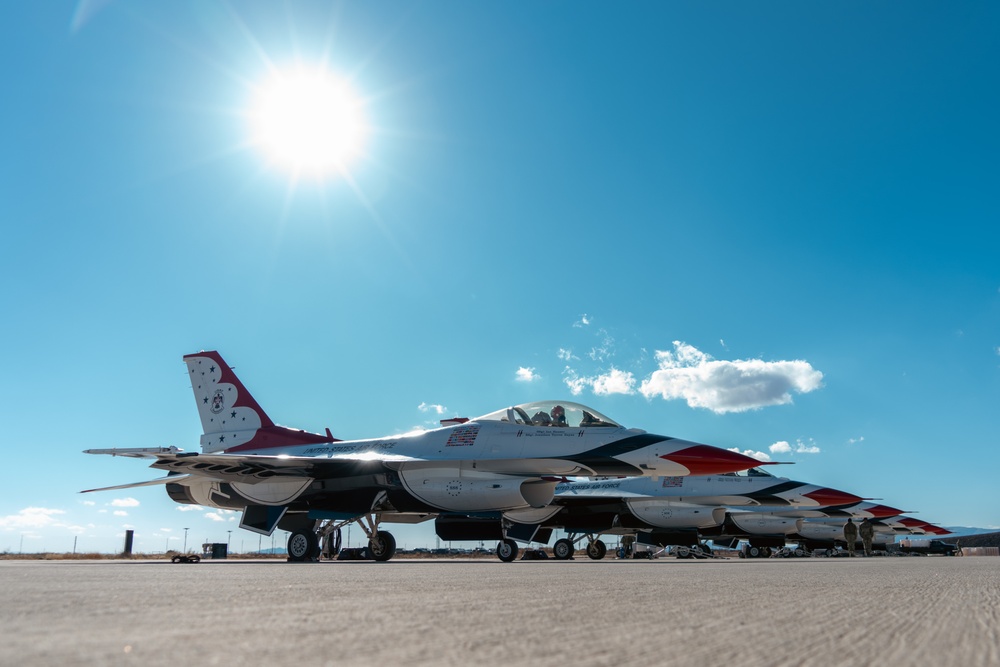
[573,314,591,328]
[81,500,95,506]
[418,402,447,415]
[113,510,128,517]
[563,367,635,396]
[795,439,821,454]
[176,505,204,512]
[639,341,824,413]
[590,368,637,396]
[770,439,821,455]
[729,447,771,462]
[557,348,575,361]
[110,497,139,508]
[0,507,67,529]
[205,513,225,522]
[770,441,792,454]
[515,367,539,382]
[848,436,865,445]
[564,371,588,396]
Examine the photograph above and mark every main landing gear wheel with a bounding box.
[553,538,574,560]
[288,530,319,562]
[369,531,397,562]
[497,538,519,563]
[586,539,608,560]
[747,545,762,559]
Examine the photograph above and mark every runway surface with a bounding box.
[2,556,998,666]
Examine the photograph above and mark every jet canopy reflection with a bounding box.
[475,401,620,428]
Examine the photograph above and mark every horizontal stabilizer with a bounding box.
[81,474,193,494]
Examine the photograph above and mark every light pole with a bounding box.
[227,530,232,552]
[183,527,189,553]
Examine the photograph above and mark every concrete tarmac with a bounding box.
[2,556,998,666]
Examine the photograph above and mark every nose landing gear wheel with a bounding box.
[369,531,397,562]
[288,530,319,562]
[586,539,607,560]
[497,538,519,562]
[553,538,574,560]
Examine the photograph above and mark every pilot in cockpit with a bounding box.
[551,405,568,427]
[531,411,552,426]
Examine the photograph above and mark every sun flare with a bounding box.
[250,67,366,177]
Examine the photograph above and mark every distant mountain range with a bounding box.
[939,528,1000,549]
[943,527,1000,537]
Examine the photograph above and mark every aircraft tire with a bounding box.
[676,546,691,559]
[747,545,762,559]
[497,539,518,563]
[586,539,607,560]
[553,539,574,560]
[369,531,397,562]
[288,530,319,562]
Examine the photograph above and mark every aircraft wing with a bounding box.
[84,448,424,485]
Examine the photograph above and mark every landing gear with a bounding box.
[586,539,608,560]
[553,538,574,560]
[288,529,320,562]
[368,530,397,562]
[497,538,519,563]
[319,526,342,560]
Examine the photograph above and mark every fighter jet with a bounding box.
[83,350,765,562]
[434,466,858,561]
[710,502,952,556]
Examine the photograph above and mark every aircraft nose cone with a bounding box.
[864,504,905,518]
[660,445,763,475]
[803,488,864,507]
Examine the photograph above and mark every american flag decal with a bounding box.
[662,477,684,488]
[445,424,480,447]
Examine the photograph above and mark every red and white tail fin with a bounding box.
[184,351,335,454]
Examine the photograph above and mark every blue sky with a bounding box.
[2,1,998,554]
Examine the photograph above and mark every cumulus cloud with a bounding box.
[113,511,128,517]
[563,367,635,396]
[205,513,225,522]
[418,402,447,415]
[110,497,139,508]
[639,342,823,413]
[770,439,821,455]
[81,500,95,506]
[0,507,66,529]
[729,447,771,462]
[515,367,539,382]
[176,505,204,512]
[590,368,637,396]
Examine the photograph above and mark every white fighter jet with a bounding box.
[434,466,860,560]
[83,350,765,562]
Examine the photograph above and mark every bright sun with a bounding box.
[250,66,366,177]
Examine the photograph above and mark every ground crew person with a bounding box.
[843,518,858,556]
[859,518,875,557]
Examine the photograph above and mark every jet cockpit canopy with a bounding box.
[474,401,620,428]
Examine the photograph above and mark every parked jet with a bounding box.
[83,350,765,562]
[434,466,855,560]
[709,503,951,556]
